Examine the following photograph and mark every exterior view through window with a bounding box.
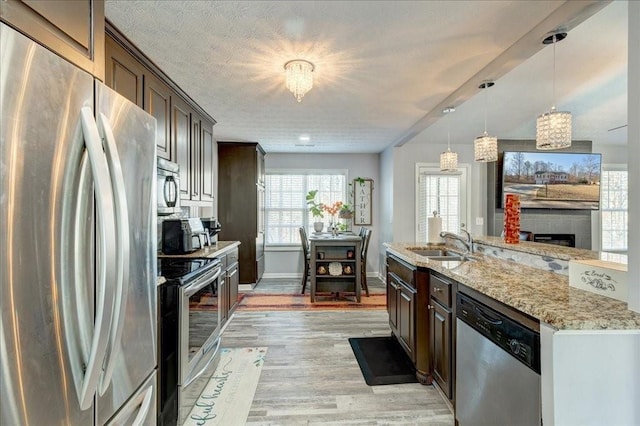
[265,172,347,245]
[601,170,628,252]
[416,165,467,242]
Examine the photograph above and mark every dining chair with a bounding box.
[358,226,366,238]
[360,228,372,297]
[299,227,311,294]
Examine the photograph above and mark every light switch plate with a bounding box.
[475,217,484,226]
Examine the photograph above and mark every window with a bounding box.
[416,165,468,242]
[265,171,347,245]
[601,169,628,252]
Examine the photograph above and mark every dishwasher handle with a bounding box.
[474,305,503,325]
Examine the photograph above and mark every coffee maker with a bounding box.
[200,218,222,245]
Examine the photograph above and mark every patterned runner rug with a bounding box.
[183,347,267,426]
[236,293,387,311]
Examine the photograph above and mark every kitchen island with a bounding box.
[385,238,639,426]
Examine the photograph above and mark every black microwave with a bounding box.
[157,157,181,215]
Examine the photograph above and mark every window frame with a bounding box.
[264,168,349,248]
[414,163,470,242]
[600,165,628,253]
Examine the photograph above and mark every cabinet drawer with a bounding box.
[387,255,415,288]
[430,273,452,307]
[226,247,239,266]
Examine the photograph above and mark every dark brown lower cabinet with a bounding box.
[430,300,452,398]
[398,282,416,359]
[227,260,239,313]
[386,254,431,384]
[429,271,456,401]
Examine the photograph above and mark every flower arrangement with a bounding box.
[322,200,343,223]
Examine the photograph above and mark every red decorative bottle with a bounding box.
[503,194,521,244]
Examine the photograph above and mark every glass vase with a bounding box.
[503,194,521,244]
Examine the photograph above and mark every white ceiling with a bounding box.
[105,0,627,154]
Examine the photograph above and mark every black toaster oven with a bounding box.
[161,218,208,254]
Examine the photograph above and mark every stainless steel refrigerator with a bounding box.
[1,23,158,425]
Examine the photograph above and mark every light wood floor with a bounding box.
[220,277,454,425]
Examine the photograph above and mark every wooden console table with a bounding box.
[308,234,362,302]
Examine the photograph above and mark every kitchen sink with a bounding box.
[408,248,459,257]
[408,247,477,262]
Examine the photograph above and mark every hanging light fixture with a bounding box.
[474,81,498,162]
[440,107,458,172]
[536,31,572,150]
[284,59,314,102]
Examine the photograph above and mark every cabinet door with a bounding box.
[190,114,201,201]
[256,185,265,281]
[200,120,215,202]
[398,282,416,361]
[172,97,191,199]
[1,0,104,79]
[219,274,229,324]
[256,147,265,186]
[430,301,452,399]
[105,36,144,107]
[228,264,239,313]
[144,73,171,159]
[387,272,400,331]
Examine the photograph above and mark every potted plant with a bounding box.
[306,190,325,232]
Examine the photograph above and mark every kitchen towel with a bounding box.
[427,213,442,244]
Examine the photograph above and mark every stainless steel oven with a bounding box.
[158,257,222,425]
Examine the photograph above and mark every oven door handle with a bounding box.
[183,337,221,388]
[183,267,222,298]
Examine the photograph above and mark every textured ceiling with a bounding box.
[105,1,626,154]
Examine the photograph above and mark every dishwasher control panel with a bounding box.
[457,292,540,373]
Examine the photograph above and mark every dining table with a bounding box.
[307,232,362,302]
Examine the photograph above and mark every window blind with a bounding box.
[417,171,461,242]
[601,170,628,251]
[265,171,347,245]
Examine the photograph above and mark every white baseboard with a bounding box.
[261,272,301,279]
[238,284,254,292]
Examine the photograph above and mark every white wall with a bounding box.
[541,325,640,425]
[263,153,381,279]
[379,147,395,276]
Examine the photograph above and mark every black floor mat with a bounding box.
[348,336,418,386]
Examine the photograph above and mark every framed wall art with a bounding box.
[353,178,373,226]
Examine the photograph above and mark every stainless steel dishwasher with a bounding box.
[455,292,541,425]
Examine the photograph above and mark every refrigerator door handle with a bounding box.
[130,384,154,426]
[77,107,118,410]
[96,112,131,395]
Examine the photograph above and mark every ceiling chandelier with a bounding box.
[284,59,314,102]
[536,31,572,150]
[440,107,458,172]
[474,81,498,162]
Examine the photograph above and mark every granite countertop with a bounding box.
[473,235,628,263]
[157,240,240,259]
[384,242,640,331]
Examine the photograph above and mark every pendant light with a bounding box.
[474,81,498,162]
[440,107,457,172]
[536,31,572,150]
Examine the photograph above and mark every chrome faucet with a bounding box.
[440,230,473,253]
